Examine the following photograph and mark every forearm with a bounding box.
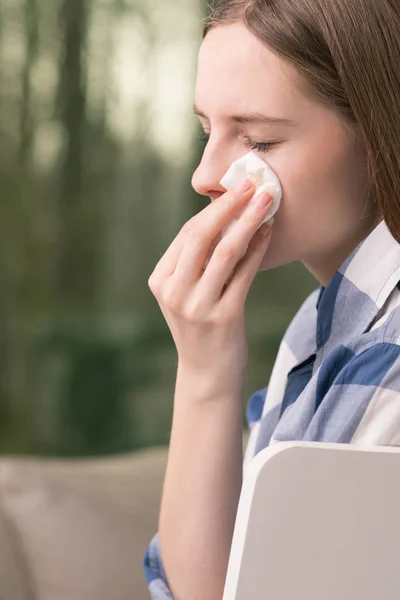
[159,365,244,600]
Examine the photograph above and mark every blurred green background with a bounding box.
[0,0,316,457]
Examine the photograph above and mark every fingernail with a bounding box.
[256,191,273,209]
[268,217,275,227]
[235,179,253,194]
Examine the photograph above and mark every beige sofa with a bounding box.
[0,447,168,600]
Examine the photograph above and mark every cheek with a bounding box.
[274,135,364,230]
[260,135,368,266]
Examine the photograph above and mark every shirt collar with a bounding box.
[316,220,400,354]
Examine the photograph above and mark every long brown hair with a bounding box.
[203,0,400,242]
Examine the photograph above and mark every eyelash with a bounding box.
[199,133,276,154]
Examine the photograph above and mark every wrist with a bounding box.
[175,361,246,405]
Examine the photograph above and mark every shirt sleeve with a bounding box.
[246,385,268,430]
[142,386,268,598]
[143,532,173,599]
[243,386,269,471]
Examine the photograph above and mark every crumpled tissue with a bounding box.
[202,151,282,273]
[220,151,282,237]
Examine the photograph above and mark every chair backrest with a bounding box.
[223,442,400,600]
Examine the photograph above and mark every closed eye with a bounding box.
[199,132,279,154]
[243,136,277,154]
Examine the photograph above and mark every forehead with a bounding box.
[195,23,306,117]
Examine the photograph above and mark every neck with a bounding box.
[303,217,383,288]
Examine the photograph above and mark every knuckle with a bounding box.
[213,305,235,324]
[185,298,208,321]
[148,273,159,293]
[162,286,181,312]
[215,242,235,262]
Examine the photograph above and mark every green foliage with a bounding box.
[0,0,316,457]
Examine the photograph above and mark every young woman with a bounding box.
[143,1,400,598]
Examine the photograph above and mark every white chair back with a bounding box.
[223,442,400,600]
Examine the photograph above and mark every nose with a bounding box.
[191,143,237,201]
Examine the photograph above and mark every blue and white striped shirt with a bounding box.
[143,219,400,598]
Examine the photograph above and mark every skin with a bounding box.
[192,22,381,287]
[152,22,382,600]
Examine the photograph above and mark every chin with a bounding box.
[258,233,298,272]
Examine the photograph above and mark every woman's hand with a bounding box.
[148,180,274,397]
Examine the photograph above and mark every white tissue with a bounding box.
[220,151,282,237]
[202,152,282,273]
[217,151,282,265]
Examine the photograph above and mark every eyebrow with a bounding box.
[193,104,294,126]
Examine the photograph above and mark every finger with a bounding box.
[222,219,274,304]
[150,180,254,283]
[197,191,274,302]
[172,179,256,286]
[202,232,223,270]
[151,224,191,282]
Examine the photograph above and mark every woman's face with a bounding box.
[192,23,378,285]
